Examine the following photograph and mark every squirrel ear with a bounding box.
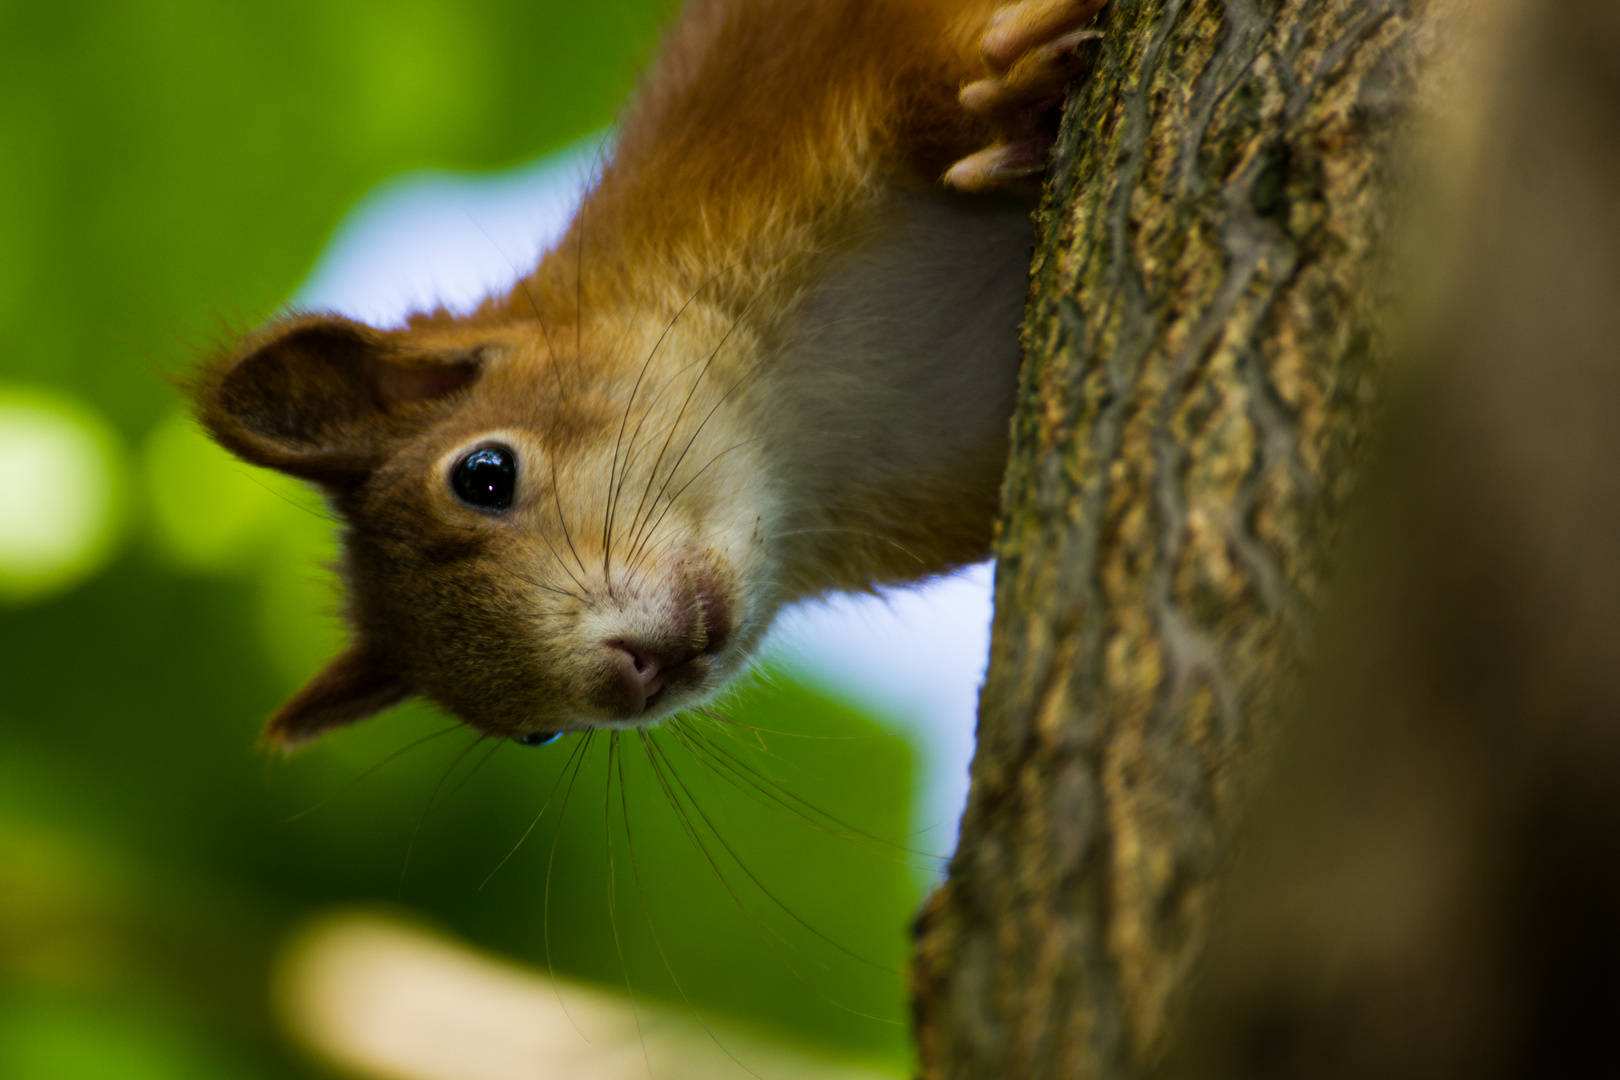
[195,314,484,486]
[262,646,414,751]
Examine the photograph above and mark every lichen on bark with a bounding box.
[911,1,1437,1077]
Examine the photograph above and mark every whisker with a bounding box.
[637,732,816,963]
[622,731,768,1080]
[603,733,655,1080]
[624,379,771,575]
[238,470,341,525]
[625,393,763,575]
[550,456,593,584]
[767,528,930,570]
[603,266,735,594]
[689,719,942,863]
[621,299,759,560]
[470,217,568,403]
[481,731,593,888]
[641,732,903,1020]
[442,736,505,805]
[528,510,593,600]
[281,722,462,823]
[544,730,597,1040]
[693,704,898,742]
[402,732,490,880]
[651,728,899,973]
[670,718,938,871]
[516,570,590,606]
[470,212,602,599]
[624,428,769,577]
[606,265,742,563]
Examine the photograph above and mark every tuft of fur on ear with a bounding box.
[193,313,483,486]
[261,646,413,751]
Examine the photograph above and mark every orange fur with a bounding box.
[194,0,1107,748]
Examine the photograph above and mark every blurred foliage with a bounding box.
[0,2,922,1076]
[0,388,127,601]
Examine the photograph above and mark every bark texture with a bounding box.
[1167,3,1620,1075]
[912,1,1448,1076]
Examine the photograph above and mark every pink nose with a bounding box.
[611,641,667,713]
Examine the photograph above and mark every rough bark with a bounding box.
[1166,3,1620,1075]
[911,1,1457,1076]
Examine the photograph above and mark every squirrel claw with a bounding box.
[983,0,1107,73]
[946,0,1106,192]
[944,137,1057,193]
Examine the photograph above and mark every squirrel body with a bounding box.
[196,0,1107,746]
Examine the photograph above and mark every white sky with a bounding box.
[293,137,992,855]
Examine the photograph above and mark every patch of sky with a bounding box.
[293,134,613,326]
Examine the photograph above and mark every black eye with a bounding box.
[514,731,561,747]
[451,446,517,511]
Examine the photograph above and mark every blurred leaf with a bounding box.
[0,0,673,434]
[141,406,305,575]
[0,386,128,604]
[0,991,275,1080]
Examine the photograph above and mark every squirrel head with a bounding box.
[194,304,779,750]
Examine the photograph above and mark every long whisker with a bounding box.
[673,718,935,870]
[653,727,899,972]
[602,266,736,595]
[674,718,939,867]
[603,733,655,1080]
[621,248,827,565]
[599,290,673,597]
[550,456,592,584]
[606,264,742,560]
[470,216,594,603]
[442,736,505,806]
[624,429,769,577]
[402,733,490,880]
[621,300,757,559]
[693,704,897,742]
[637,731,814,963]
[470,217,568,405]
[539,521,592,599]
[522,508,593,601]
[641,732,903,1020]
[762,527,929,566]
[281,722,462,823]
[544,730,597,1040]
[516,570,590,606]
[622,732,767,1079]
[239,470,341,525]
[481,732,594,888]
[623,361,773,575]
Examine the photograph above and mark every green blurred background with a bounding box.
[0,3,924,1075]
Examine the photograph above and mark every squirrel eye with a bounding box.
[451,446,517,511]
[514,731,561,747]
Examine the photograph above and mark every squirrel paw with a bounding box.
[945,0,1107,193]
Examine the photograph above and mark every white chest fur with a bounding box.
[771,192,1033,505]
[754,188,1036,590]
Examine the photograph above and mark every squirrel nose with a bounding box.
[610,641,668,712]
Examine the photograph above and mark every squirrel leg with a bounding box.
[944,0,1108,192]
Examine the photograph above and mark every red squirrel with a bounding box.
[195,0,1108,749]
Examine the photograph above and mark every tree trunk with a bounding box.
[911,1,1472,1076]
[1163,3,1620,1075]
